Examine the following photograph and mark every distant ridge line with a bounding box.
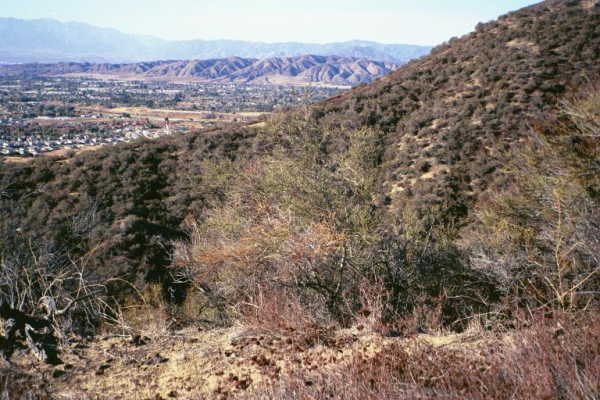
[0,55,402,86]
[0,17,432,64]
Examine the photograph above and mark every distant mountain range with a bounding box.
[0,55,400,86]
[0,18,432,64]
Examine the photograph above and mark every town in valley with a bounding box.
[0,76,341,159]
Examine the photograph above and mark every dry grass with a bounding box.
[0,366,52,400]
[2,310,593,400]
[244,312,600,400]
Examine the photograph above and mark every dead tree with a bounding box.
[0,301,61,365]
[0,294,97,365]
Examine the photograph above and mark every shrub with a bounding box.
[172,119,495,331]
[466,87,600,311]
[0,206,110,337]
[172,124,385,326]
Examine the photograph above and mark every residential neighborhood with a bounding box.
[0,76,341,158]
[0,125,175,156]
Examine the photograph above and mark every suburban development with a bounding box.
[0,76,341,157]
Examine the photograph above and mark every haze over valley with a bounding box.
[0,17,432,64]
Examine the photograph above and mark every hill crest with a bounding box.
[311,0,600,216]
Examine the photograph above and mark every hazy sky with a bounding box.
[2,0,541,45]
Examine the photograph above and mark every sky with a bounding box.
[2,0,541,45]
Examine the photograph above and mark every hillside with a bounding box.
[2,0,599,298]
[0,18,432,64]
[307,0,600,218]
[0,55,400,85]
[1,2,600,397]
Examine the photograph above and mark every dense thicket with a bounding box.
[1,0,599,319]
[0,126,257,302]
[172,123,497,328]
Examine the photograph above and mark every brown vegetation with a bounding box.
[310,0,600,219]
[0,1,599,398]
[466,86,600,312]
[246,312,600,400]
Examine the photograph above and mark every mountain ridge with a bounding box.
[0,55,400,85]
[0,17,432,64]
